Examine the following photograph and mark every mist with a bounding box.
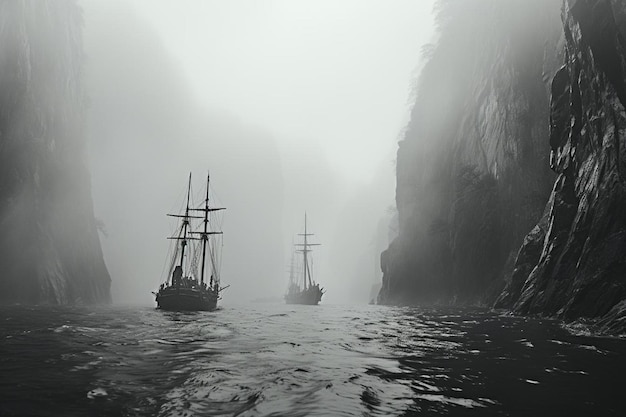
[5,2,626,415]
[80,0,436,305]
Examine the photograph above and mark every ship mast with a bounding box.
[179,173,192,271]
[164,173,193,288]
[303,213,308,289]
[296,212,319,289]
[189,172,225,288]
[199,173,210,286]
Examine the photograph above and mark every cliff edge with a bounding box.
[497,0,626,334]
[379,0,563,305]
[382,0,626,334]
[0,1,111,304]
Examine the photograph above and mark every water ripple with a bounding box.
[0,304,625,416]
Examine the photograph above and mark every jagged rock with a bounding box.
[593,299,626,334]
[506,0,626,326]
[494,199,551,309]
[379,0,563,305]
[380,0,626,334]
[0,1,110,304]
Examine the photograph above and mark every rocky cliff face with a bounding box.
[0,1,110,304]
[496,0,626,333]
[382,0,626,333]
[379,0,563,305]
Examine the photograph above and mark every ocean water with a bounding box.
[1,303,625,416]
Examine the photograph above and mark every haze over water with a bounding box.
[81,0,437,306]
[2,304,625,416]
[3,2,626,416]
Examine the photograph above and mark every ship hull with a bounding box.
[285,285,323,305]
[156,287,218,311]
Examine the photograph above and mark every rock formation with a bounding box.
[497,0,626,333]
[379,0,563,305]
[382,0,626,333]
[0,1,111,304]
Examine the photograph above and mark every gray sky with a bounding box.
[129,0,435,184]
[83,0,436,305]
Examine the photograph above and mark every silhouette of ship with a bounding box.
[285,213,324,305]
[155,173,227,311]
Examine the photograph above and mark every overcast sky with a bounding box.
[83,0,437,304]
[128,0,436,184]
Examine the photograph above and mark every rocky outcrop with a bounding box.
[379,0,563,305]
[382,0,626,332]
[0,1,111,304]
[497,0,626,332]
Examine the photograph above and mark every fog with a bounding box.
[81,0,436,305]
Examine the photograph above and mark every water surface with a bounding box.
[1,304,624,416]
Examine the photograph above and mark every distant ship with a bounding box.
[285,213,324,305]
[155,173,227,311]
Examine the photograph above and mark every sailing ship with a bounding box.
[285,213,324,305]
[155,173,226,311]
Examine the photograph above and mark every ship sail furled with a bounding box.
[285,213,324,305]
[155,173,226,311]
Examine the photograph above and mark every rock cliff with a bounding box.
[0,1,110,304]
[497,0,626,333]
[379,0,563,305]
[382,0,626,332]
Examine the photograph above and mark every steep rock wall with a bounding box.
[379,0,564,305]
[497,0,626,333]
[0,1,110,304]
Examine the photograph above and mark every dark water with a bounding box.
[1,304,625,416]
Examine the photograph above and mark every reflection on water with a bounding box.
[1,304,625,416]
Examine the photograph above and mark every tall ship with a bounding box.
[285,213,324,305]
[155,173,226,311]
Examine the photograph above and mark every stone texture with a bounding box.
[501,0,626,325]
[379,0,563,305]
[0,1,111,304]
[381,0,626,333]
